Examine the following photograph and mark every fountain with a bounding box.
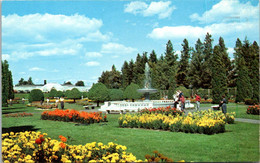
[99,63,193,113]
[137,63,157,101]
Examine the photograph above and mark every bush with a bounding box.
[176,86,191,98]
[246,105,260,115]
[244,98,257,105]
[109,89,124,101]
[29,89,44,103]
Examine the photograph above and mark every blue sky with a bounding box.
[2,0,259,87]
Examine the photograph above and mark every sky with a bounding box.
[2,0,259,87]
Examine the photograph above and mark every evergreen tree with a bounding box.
[211,45,227,104]
[218,37,232,86]
[236,57,252,102]
[98,71,111,88]
[201,33,213,88]
[189,39,204,89]
[148,50,157,65]
[109,65,122,89]
[128,60,135,84]
[28,77,34,85]
[18,78,25,86]
[133,53,145,86]
[121,61,130,89]
[176,38,191,88]
[249,41,259,102]
[75,80,85,86]
[2,60,14,106]
[164,40,178,91]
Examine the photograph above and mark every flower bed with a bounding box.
[139,106,183,116]
[34,103,57,109]
[119,110,235,135]
[246,105,260,115]
[189,98,213,103]
[2,131,181,162]
[41,109,107,124]
[4,112,33,117]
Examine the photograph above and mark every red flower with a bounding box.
[35,138,43,144]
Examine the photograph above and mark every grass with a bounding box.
[200,103,259,120]
[2,103,259,162]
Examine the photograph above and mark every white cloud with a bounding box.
[85,52,102,57]
[124,1,176,19]
[190,0,259,24]
[2,13,111,60]
[85,61,100,67]
[101,43,137,54]
[124,1,148,15]
[2,54,10,60]
[148,21,258,40]
[29,67,45,71]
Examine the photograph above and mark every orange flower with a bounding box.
[59,135,67,142]
[59,142,66,149]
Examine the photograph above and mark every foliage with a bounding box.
[28,89,44,103]
[17,77,34,86]
[41,109,107,124]
[63,81,73,85]
[246,105,260,115]
[176,38,191,88]
[2,60,14,106]
[67,88,81,102]
[236,57,252,102]
[201,33,213,89]
[109,89,124,101]
[145,150,175,162]
[99,65,122,89]
[56,91,64,97]
[244,98,257,105]
[75,80,85,86]
[211,45,227,104]
[176,86,191,98]
[88,83,109,107]
[48,88,58,98]
[188,39,204,89]
[123,83,142,101]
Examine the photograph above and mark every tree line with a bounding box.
[98,33,259,103]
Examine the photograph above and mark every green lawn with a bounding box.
[199,103,259,120]
[2,103,259,162]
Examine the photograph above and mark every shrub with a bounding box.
[244,98,257,105]
[124,83,142,102]
[109,89,124,101]
[176,86,191,98]
[28,89,44,103]
[246,105,260,115]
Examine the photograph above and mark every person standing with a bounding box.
[22,97,25,104]
[195,93,201,111]
[55,98,59,108]
[60,97,64,110]
[9,99,12,106]
[221,95,227,115]
[180,94,185,112]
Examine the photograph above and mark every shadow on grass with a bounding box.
[2,106,28,110]
[2,110,27,115]
[2,125,40,134]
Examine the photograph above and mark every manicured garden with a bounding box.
[2,102,259,162]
